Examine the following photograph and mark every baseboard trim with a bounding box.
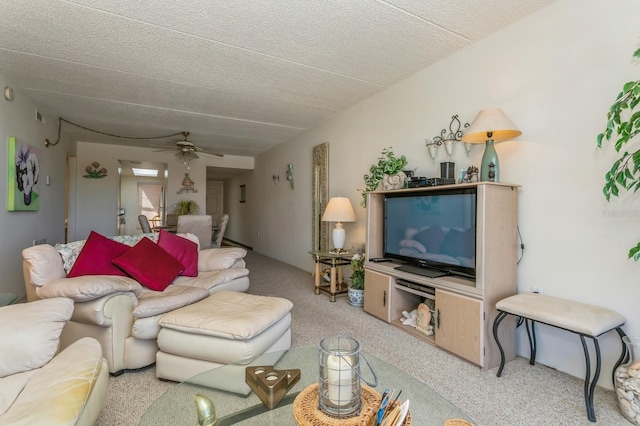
[222,238,253,251]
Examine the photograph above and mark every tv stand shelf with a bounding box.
[363,182,519,369]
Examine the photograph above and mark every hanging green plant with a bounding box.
[359,147,408,207]
[597,47,640,260]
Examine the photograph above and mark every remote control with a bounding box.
[370,258,390,263]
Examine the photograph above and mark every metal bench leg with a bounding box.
[493,311,509,377]
[580,335,600,422]
[525,319,537,365]
[612,327,629,386]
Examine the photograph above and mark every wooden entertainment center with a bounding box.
[363,182,518,369]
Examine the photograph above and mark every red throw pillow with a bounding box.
[112,237,184,291]
[157,229,199,277]
[67,231,130,277]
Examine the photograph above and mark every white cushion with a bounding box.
[0,370,37,415]
[159,291,293,340]
[134,286,209,319]
[198,247,247,271]
[496,293,627,337]
[0,338,103,425]
[173,268,250,292]
[36,275,142,302]
[21,245,65,287]
[0,298,73,377]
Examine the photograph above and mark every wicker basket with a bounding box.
[292,383,411,426]
[443,419,474,426]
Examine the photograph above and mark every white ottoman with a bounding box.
[156,291,293,394]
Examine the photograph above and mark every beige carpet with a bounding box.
[96,251,626,425]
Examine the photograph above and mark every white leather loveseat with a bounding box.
[0,298,108,425]
[22,232,250,375]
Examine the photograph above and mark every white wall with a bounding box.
[0,71,66,297]
[74,142,253,239]
[246,0,640,388]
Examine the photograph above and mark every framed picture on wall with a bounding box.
[240,184,246,203]
[7,137,40,211]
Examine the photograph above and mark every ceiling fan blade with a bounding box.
[198,150,224,158]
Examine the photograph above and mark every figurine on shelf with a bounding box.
[466,166,479,183]
[462,166,478,183]
[416,303,434,336]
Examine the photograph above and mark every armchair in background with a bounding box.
[138,215,151,233]
[177,215,213,249]
[212,213,229,248]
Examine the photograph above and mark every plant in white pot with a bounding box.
[348,253,365,307]
[597,47,640,260]
[360,147,408,207]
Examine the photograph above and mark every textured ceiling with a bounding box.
[0,0,554,157]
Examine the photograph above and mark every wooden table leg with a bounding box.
[329,262,337,302]
[314,259,321,295]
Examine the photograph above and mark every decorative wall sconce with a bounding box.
[272,175,280,184]
[425,115,471,161]
[286,164,294,189]
[83,162,108,179]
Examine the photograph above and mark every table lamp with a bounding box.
[321,197,356,253]
[461,108,521,182]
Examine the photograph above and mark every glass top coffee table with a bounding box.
[140,346,471,425]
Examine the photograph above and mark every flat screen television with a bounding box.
[383,187,477,279]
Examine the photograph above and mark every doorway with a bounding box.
[206,180,223,217]
[117,160,168,235]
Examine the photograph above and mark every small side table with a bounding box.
[308,250,352,302]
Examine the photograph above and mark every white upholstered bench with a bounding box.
[492,293,627,423]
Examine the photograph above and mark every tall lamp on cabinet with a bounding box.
[322,197,356,253]
[461,108,521,182]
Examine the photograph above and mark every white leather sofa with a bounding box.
[22,233,250,375]
[0,297,108,425]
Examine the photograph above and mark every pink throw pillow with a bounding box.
[112,237,183,291]
[157,229,199,277]
[67,231,130,277]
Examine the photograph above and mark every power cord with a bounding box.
[517,225,525,264]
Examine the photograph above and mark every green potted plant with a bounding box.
[597,47,640,261]
[348,253,365,306]
[173,200,200,215]
[359,147,408,207]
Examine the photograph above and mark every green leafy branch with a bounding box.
[359,147,408,207]
[597,47,640,260]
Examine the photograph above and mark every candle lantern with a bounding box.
[318,336,362,417]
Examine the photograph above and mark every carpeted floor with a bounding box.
[96,251,626,425]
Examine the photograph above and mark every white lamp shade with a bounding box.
[461,108,522,143]
[321,197,356,223]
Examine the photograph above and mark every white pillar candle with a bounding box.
[327,353,352,406]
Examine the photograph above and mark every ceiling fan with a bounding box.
[152,131,224,160]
